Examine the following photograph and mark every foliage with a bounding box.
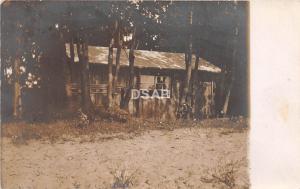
[111,168,138,189]
[201,159,246,189]
[1,1,248,118]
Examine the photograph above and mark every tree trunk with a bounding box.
[191,53,200,116]
[222,26,238,116]
[216,65,226,115]
[222,87,231,115]
[192,54,200,87]
[107,38,114,108]
[70,38,75,64]
[113,46,121,92]
[121,46,135,110]
[77,41,92,114]
[112,23,122,104]
[179,8,193,119]
[222,50,236,116]
[186,9,193,106]
[183,52,192,105]
[121,29,137,110]
[13,56,21,119]
[69,38,75,81]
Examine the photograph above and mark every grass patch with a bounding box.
[111,168,138,189]
[201,159,247,189]
[2,117,248,144]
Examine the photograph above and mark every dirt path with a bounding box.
[2,126,248,189]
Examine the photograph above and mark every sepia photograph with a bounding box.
[1,1,250,188]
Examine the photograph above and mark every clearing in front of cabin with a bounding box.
[1,118,249,189]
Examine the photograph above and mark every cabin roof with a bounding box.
[65,44,221,73]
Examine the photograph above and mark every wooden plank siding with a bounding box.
[65,63,218,120]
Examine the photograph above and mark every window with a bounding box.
[155,76,167,90]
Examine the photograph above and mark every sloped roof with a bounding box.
[65,44,221,73]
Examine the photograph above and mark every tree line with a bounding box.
[1,1,248,121]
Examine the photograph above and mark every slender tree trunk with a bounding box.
[70,39,75,64]
[69,38,75,81]
[77,41,92,114]
[13,56,21,119]
[113,46,121,91]
[217,65,226,115]
[222,49,237,116]
[222,63,235,116]
[107,38,114,108]
[222,87,231,115]
[108,20,121,108]
[183,53,192,104]
[192,54,200,86]
[179,8,193,119]
[12,36,22,119]
[121,29,137,110]
[191,53,200,116]
[112,24,122,104]
[186,9,193,105]
[83,42,92,112]
[121,46,135,110]
[222,26,238,116]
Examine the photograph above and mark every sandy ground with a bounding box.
[1,121,249,189]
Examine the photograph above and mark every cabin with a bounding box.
[65,44,221,120]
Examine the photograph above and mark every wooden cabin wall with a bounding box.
[132,73,178,120]
[65,64,129,110]
[65,63,81,110]
[66,63,218,120]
